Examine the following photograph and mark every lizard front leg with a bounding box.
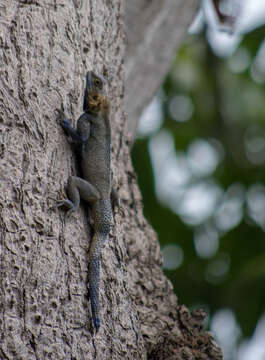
[61,116,90,146]
[61,119,83,144]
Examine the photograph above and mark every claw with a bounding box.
[57,199,77,218]
[57,199,72,208]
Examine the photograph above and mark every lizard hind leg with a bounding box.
[58,176,100,215]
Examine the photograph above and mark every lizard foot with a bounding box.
[57,199,77,218]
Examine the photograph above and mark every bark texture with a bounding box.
[125,0,199,136]
[0,0,222,359]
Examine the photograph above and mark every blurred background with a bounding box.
[131,1,265,359]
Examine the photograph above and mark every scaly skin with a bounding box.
[59,71,112,332]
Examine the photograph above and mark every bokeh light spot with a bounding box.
[162,244,184,270]
[169,95,194,122]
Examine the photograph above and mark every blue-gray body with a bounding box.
[59,71,112,332]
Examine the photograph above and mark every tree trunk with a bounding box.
[125,0,199,137]
[0,1,222,359]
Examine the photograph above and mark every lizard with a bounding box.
[59,71,113,333]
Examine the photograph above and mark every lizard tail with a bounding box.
[88,232,106,332]
[88,200,112,332]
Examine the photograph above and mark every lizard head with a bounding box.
[83,71,109,114]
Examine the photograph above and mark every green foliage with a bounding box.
[132,25,265,344]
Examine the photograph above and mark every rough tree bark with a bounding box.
[0,1,222,359]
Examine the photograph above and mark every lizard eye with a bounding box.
[94,78,102,88]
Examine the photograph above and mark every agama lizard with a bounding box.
[59,71,112,332]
